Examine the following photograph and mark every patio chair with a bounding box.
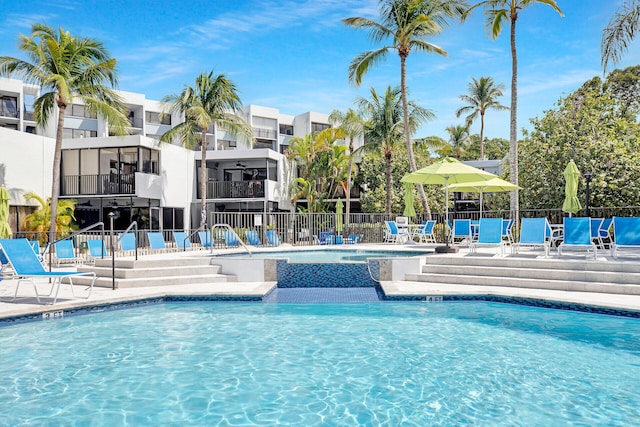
[590,218,604,248]
[470,217,506,256]
[384,221,408,244]
[198,231,212,249]
[173,231,192,250]
[265,229,281,246]
[244,230,262,246]
[0,238,96,304]
[119,232,137,253]
[54,239,81,266]
[147,232,169,253]
[451,219,472,246]
[87,239,108,260]
[513,217,552,256]
[345,233,363,244]
[558,217,597,259]
[611,216,640,258]
[317,231,334,245]
[502,219,515,244]
[412,220,436,244]
[223,230,240,248]
[596,218,613,249]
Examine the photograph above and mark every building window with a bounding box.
[311,122,330,133]
[0,123,18,130]
[163,208,184,230]
[63,128,97,139]
[145,111,171,125]
[279,124,294,135]
[0,96,19,118]
[140,147,159,174]
[25,125,36,134]
[68,103,97,119]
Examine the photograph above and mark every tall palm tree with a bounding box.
[0,24,129,244]
[444,124,471,159]
[357,85,432,215]
[602,0,640,72]
[343,0,466,217]
[328,108,364,224]
[466,0,563,219]
[161,70,252,227]
[456,76,508,160]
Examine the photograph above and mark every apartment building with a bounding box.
[0,78,359,232]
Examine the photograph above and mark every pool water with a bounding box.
[222,249,430,262]
[1,302,640,425]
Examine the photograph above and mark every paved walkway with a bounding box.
[2,243,640,320]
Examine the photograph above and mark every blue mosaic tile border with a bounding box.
[383,293,640,318]
[276,260,379,288]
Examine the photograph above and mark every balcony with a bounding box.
[128,117,143,128]
[23,110,34,121]
[252,127,276,140]
[61,174,135,196]
[200,180,265,199]
[0,106,19,119]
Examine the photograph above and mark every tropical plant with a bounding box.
[456,76,508,159]
[602,0,640,72]
[161,70,252,227]
[466,0,563,218]
[22,192,78,244]
[440,124,471,159]
[343,0,466,216]
[328,108,365,225]
[0,23,129,244]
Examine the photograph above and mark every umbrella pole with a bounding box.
[436,178,458,253]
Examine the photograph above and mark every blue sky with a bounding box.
[2,1,639,141]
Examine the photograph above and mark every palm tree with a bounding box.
[21,192,78,245]
[343,0,466,216]
[357,85,432,215]
[161,70,252,227]
[328,108,364,225]
[456,76,508,160]
[466,0,563,219]
[602,0,640,72]
[0,24,129,244]
[443,125,471,159]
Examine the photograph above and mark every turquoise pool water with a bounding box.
[221,249,430,262]
[1,302,639,425]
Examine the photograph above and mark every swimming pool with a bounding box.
[1,301,639,425]
[221,249,431,262]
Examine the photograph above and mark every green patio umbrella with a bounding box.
[0,186,11,239]
[403,182,416,218]
[335,198,344,233]
[401,157,497,224]
[448,177,521,217]
[562,160,582,216]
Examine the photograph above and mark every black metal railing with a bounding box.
[202,180,266,199]
[61,174,135,196]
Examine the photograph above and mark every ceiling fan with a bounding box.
[236,161,247,168]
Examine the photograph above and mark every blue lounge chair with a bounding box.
[502,219,515,244]
[119,232,137,252]
[173,231,191,250]
[611,216,640,258]
[265,229,280,246]
[513,217,552,256]
[54,240,81,266]
[412,220,436,244]
[590,218,604,247]
[198,231,212,248]
[451,219,472,245]
[87,239,107,258]
[558,217,597,259]
[223,230,240,248]
[244,230,262,246]
[147,232,169,253]
[384,221,408,244]
[317,231,334,245]
[0,238,96,304]
[470,218,506,256]
[596,218,613,249]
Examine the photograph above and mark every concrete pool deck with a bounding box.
[2,243,640,320]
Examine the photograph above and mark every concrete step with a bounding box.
[421,264,640,285]
[405,272,640,295]
[93,256,214,269]
[77,264,222,279]
[69,272,237,289]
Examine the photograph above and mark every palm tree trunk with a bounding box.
[385,153,392,216]
[346,137,354,226]
[479,112,485,160]
[509,14,519,223]
[200,131,208,228]
[400,55,431,219]
[49,103,66,245]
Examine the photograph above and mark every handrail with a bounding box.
[211,223,252,257]
[110,221,137,291]
[183,225,209,252]
[116,221,138,260]
[44,221,105,271]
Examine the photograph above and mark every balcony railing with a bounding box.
[128,117,143,128]
[23,110,34,121]
[252,127,277,140]
[0,107,19,118]
[200,180,266,199]
[61,174,135,196]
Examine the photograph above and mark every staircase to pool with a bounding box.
[403,255,640,295]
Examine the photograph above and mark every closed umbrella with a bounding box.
[562,160,581,216]
[0,186,11,239]
[335,199,343,234]
[403,182,416,218]
[448,177,521,217]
